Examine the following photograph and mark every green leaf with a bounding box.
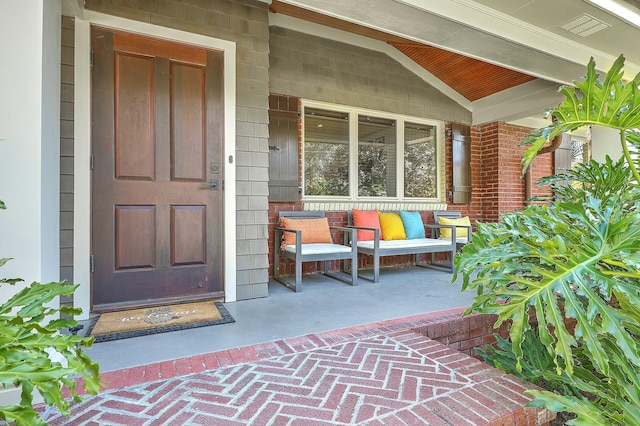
[0,279,103,422]
[520,55,640,184]
[0,404,47,426]
[527,390,609,426]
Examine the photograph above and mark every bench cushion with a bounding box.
[399,210,426,239]
[280,217,333,246]
[283,243,353,255]
[437,215,471,239]
[378,212,406,240]
[357,238,451,250]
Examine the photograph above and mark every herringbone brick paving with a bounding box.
[43,310,554,425]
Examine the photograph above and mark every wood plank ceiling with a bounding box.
[269,0,536,101]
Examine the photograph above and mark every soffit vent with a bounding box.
[560,13,611,37]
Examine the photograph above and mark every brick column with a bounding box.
[476,122,552,223]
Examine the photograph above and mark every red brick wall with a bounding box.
[476,122,553,222]
[412,312,510,358]
[268,120,553,278]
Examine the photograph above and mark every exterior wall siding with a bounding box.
[83,0,271,300]
[269,27,471,124]
[60,15,75,309]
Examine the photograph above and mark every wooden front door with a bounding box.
[91,27,224,310]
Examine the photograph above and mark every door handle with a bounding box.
[202,179,219,190]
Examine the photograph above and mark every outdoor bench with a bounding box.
[346,210,462,283]
[274,211,357,292]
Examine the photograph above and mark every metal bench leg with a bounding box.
[373,254,380,283]
[294,255,303,292]
[274,233,282,283]
[449,248,455,272]
[350,250,358,285]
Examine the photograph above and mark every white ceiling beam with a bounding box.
[471,79,563,125]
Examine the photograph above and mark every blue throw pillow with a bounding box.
[399,210,425,239]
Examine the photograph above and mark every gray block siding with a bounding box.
[268,27,471,124]
[83,0,271,300]
[60,15,75,309]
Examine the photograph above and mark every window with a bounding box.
[404,122,437,198]
[358,115,396,197]
[302,102,443,201]
[304,108,349,196]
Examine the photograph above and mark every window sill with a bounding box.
[302,200,447,212]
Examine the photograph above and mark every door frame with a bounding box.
[73,11,237,319]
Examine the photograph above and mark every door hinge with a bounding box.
[90,155,94,170]
[90,255,95,273]
[90,50,94,68]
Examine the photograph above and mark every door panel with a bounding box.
[115,206,156,269]
[114,53,155,180]
[171,205,206,266]
[171,62,206,181]
[91,27,224,309]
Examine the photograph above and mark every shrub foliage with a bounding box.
[456,55,640,425]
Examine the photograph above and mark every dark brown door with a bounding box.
[91,27,224,310]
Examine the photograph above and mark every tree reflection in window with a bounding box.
[358,115,396,197]
[304,108,349,196]
[404,122,437,198]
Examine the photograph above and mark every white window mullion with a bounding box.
[436,122,445,201]
[349,109,358,200]
[397,119,405,200]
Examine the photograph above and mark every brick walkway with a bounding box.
[44,310,554,425]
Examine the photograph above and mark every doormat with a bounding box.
[86,301,235,343]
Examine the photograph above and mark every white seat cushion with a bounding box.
[283,243,353,255]
[357,238,452,250]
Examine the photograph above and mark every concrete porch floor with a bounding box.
[44,267,554,425]
[85,267,476,373]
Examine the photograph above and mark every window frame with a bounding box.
[301,100,445,203]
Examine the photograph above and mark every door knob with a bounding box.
[202,179,219,190]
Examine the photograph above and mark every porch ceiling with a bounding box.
[268,0,640,125]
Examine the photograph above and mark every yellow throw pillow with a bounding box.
[378,212,407,241]
[438,216,471,239]
[280,217,333,246]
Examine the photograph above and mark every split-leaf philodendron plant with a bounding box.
[0,198,102,425]
[455,55,640,425]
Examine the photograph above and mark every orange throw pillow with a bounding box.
[280,217,333,246]
[352,209,382,241]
